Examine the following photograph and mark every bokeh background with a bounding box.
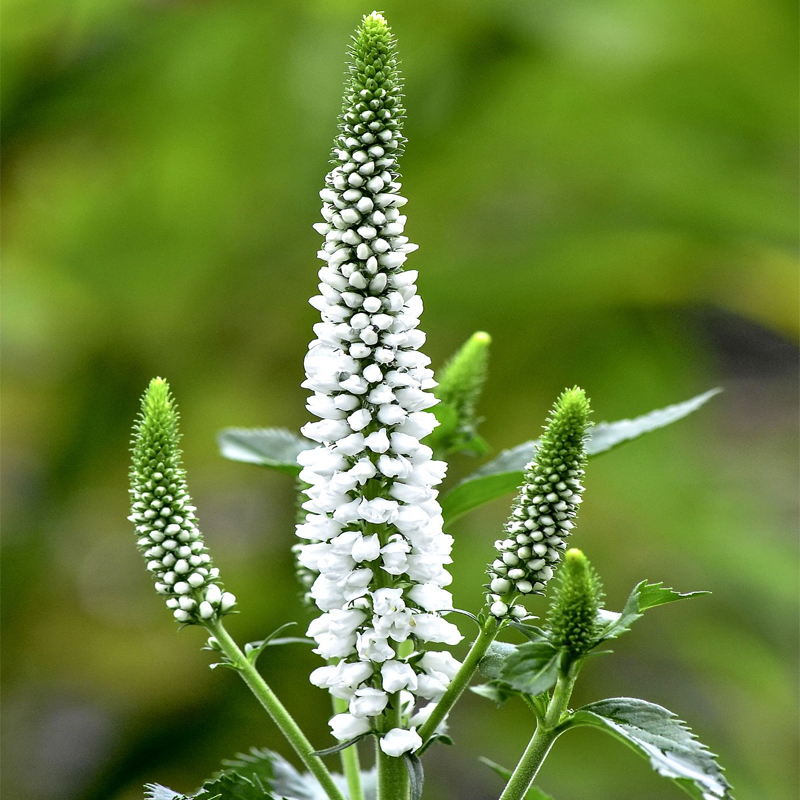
[2,0,798,798]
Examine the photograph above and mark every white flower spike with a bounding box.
[296,12,462,754]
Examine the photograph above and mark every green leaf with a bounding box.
[566,698,733,799]
[499,640,560,696]
[195,748,287,800]
[440,389,721,525]
[470,681,521,707]
[244,622,313,666]
[217,427,311,475]
[403,753,425,800]
[478,759,556,799]
[509,622,549,643]
[478,641,519,680]
[597,581,709,644]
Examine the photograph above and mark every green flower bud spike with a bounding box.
[547,548,604,661]
[434,331,491,451]
[129,378,236,624]
[488,387,591,617]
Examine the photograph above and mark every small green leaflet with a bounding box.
[478,638,560,697]
[470,681,520,707]
[478,759,555,799]
[597,582,709,644]
[478,641,519,680]
[440,388,721,524]
[217,428,311,475]
[498,641,560,696]
[565,698,733,799]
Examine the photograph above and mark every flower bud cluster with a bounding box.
[129,378,236,624]
[547,548,604,661]
[296,13,462,756]
[488,388,590,617]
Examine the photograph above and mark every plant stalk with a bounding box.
[377,692,409,800]
[333,695,365,800]
[498,664,579,800]
[206,620,347,800]
[418,614,499,746]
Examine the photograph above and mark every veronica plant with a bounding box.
[132,12,732,800]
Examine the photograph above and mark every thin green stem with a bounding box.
[377,693,409,800]
[206,620,346,800]
[333,696,365,800]
[418,614,499,746]
[498,664,579,800]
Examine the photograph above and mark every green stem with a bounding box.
[498,664,579,800]
[418,614,499,746]
[377,692,409,800]
[206,620,346,800]
[333,696,365,800]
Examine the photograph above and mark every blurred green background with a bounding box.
[2,0,798,798]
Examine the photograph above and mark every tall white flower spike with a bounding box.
[296,11,462,754]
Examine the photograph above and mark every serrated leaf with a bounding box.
[217,428,311,475]
[566,698,733,799]
[478,759,555,799]
[145,786,186,800]
[440,389,721,524]
[499,641,560,696]
[478,641,519,680]
[403,753,424,800]
[597,582,709,644]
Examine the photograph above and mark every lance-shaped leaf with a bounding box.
[564,698,733,799]
[596,581,709,644]
[441,389,721,525]
[217,427,311,475]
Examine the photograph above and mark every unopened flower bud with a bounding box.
[546,548,604,661]
[129,378,236,625]
[486,387,591,615]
